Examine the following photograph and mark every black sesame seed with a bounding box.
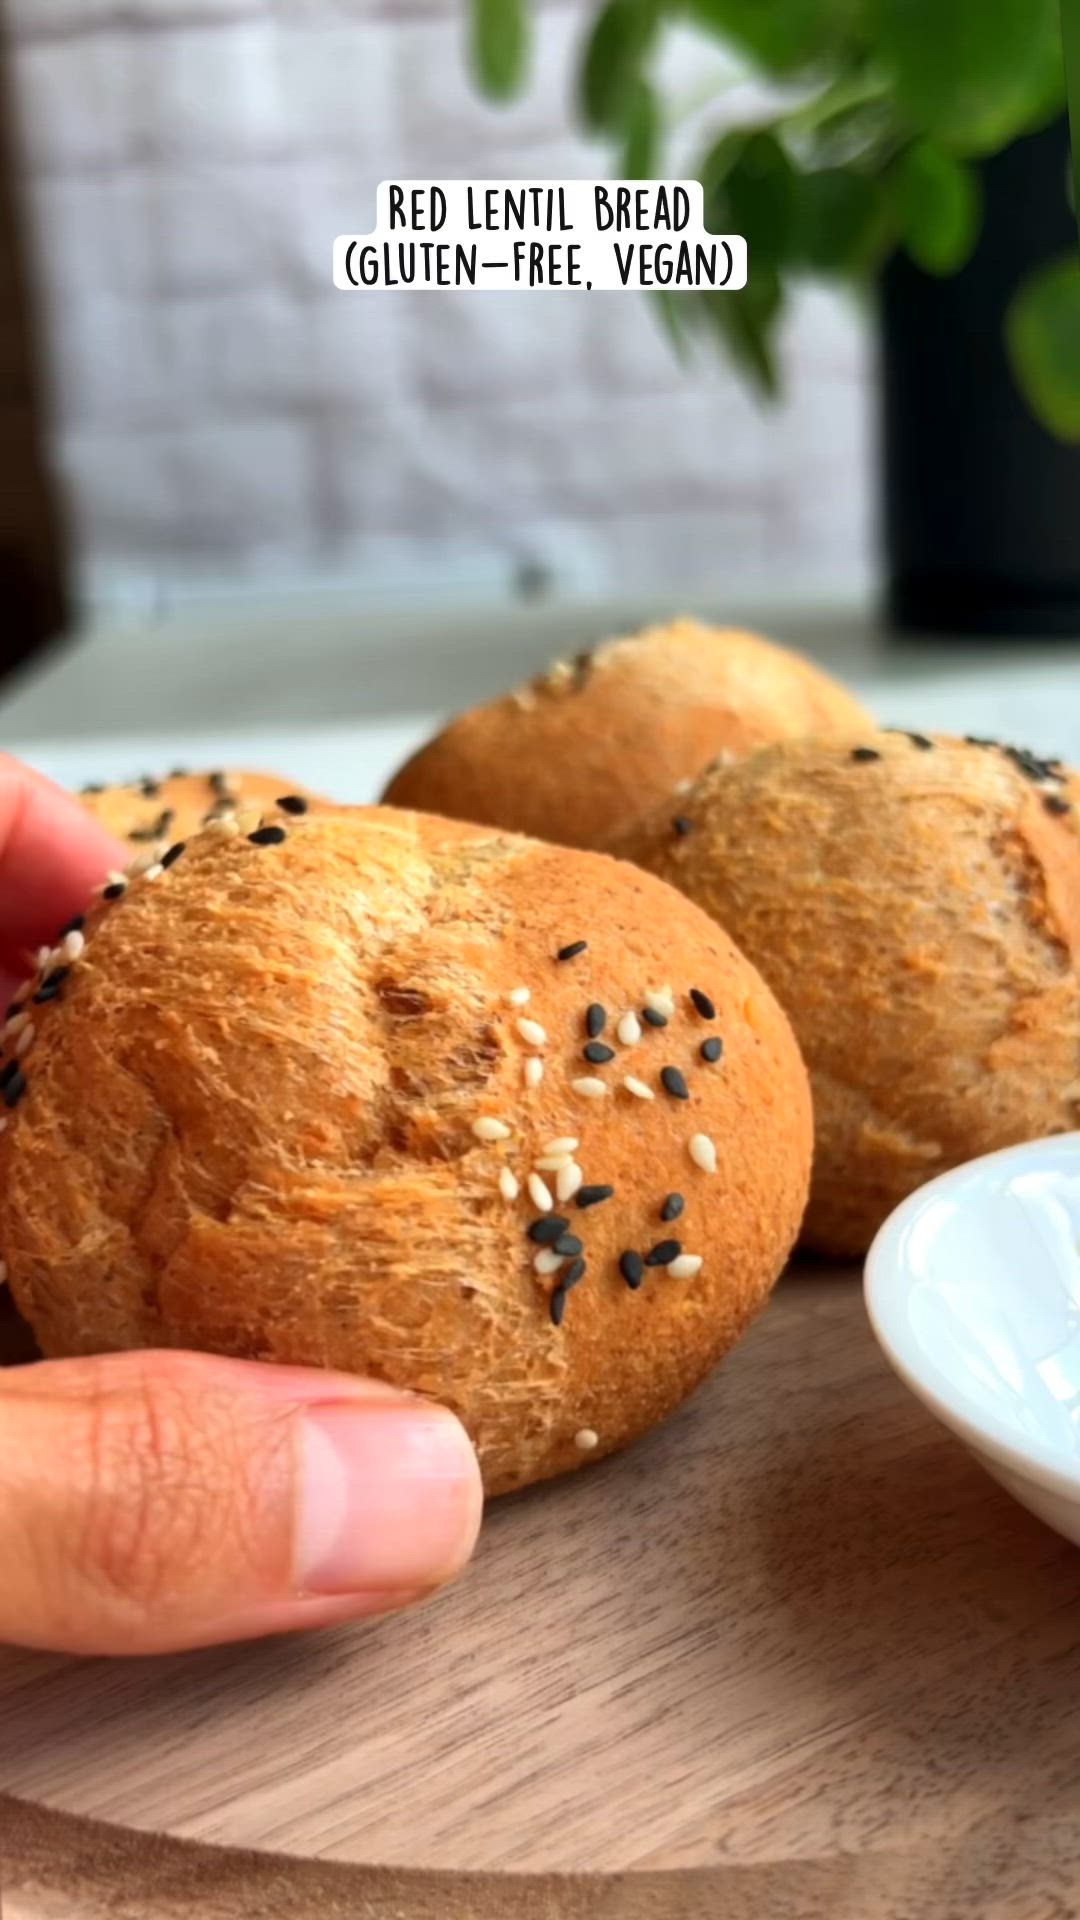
[851,747,881,763]
[528,1215,571,1246]
[672,816,693,837]
[562,1257,586,1291]
[5,1000,22,1019]
[140,779,161,799]
[550,1287,568,1327]
[642,1007,668,1029]
[557,940,588,962]
[690,988,716,1021]
[128,809,174,844]
[586,1004,607,1039]
[80,783,105,796]
[3,1068,26,1109]
[103,883,126,901]
[168,767,190,779]
[661,1066,689,1101]
[645,1239,681,1268]
[0,1060,18,1089]
[701,1036,724,1064]
[554,1234,584,1259]
[620,1251,644,1290]
[248,825,287,847]
[277,794,309,816]
[209,771,231,797]
[161,841,186,869]
[965,735,997,749]
[907,732,934,751]
[583,1041,616,1065]
[57,914,85,939]
[1043,794,1071,817]
[34,967,70,1004]
[576,1184,614,1209]
[660,1193,685,1222]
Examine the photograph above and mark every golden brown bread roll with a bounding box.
[382,617,872,851]
[0,805,811,1494]
[616,729,1080,1257]
[78,769,322,857]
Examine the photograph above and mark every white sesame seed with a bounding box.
[534,1248,563,1275]
[142,863,164,882]
[623,1076,654,1101]
[9,982,29,1008]
[535,1154,573,1172]
[644,988,676,1018]
[690,1132,718,1174]
[616,1011,642,1047]
[0,1118,8,1134]
[507,987,531,1007]
[546,658,573,687]
[62,929,85,962]
[673,777,693,796]
[523,1057,544,1089]
[668,1254,704,1279]
[512,688,537,713]
[556,1161,584,1203]
[574,1428,599,1453]
[499,1168,519,1202]
[33,947,50,970]
[516,1017,547,1049]
[208,815,240,838]
[14,1025,34,1059]
[543,1136,579,1156]
[125,852,157,877]
[528,1172,554,1212]
[473,1117,512,1142]
[3,1013,28,1041]
[572,1077,608,1099]
[106,870,126,888]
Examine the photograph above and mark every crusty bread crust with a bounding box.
[79,770,321,857]
[0,806,811,1494]
[617,730,1080,1257]
[383,617,871,850]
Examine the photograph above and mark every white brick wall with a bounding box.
[7,0,874,613]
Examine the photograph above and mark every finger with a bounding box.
[0,1350,483,1655]
[0,754,124,985]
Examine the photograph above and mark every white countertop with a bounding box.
[4,595,1079,796]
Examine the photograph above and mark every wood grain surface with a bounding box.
[2,1266,1080,1885]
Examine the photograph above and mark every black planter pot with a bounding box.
[882,117,1080,637]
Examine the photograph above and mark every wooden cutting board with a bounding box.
[2,1266,1080,1905]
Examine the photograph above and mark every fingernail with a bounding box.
[295,1402,482,1597]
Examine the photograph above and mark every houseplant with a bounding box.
[467,0,1080,634]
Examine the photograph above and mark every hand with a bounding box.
[0,756,483,1655]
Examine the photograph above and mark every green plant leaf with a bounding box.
[685,0,840,74]
[622,78,660,178]
[893,140,982,275]
[874,0,1064,155]
[651,288,695,363]
[579,0,659,134]
[1006,256,1080,441]
[722,131,798,269]
[699,266,784,396]
[467,0,529,101]
[794,166,883,273]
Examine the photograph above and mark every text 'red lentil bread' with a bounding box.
[615,729,1080,1259]
[0,806,811,1495]
[382,617,872,851]
[78,768,325,863]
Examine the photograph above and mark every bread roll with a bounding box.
[382,617,871,851]
[617,729,1080,1257]
[0,806,811,1494]
[79,769,321,857]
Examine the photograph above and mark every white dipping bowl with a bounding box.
[865,1134,1080,1546]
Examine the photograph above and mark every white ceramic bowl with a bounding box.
[865,1134,1080,1546]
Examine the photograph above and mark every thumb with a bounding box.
[0,1350,483,1655]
